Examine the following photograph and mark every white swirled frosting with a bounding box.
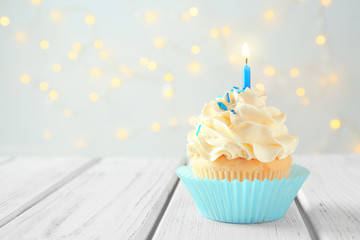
[187,88,298,163]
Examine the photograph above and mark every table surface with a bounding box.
[0,155,359,240]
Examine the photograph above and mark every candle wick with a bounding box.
[245,57,248,65]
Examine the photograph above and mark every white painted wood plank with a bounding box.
[0,157,184,240]
[295,154,360,240]
[0,156,98,228]
[153,181,311,240]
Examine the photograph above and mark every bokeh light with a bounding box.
[50,11,63,22]
[73,43,82,52]
[355,144,360,154]
[111,77,122,87]
[189,7,199,16]
[163,87,174,99]
[301,97,310,106]
[154,38,165,48]
[0,16,10,26]
[39,82,49,91]
[181,12,190,21]
[265,10,274,20]
[210,28,219,38]
[290,68,299,78]
[255,83,265,91]
[16,32,26,42]
[191,45,200,54]
[85,14,95,25]
[316,35,326,45]
[21,74,31,84]
[63,109,72,118]
[189,61,201,73]
[188,116,197,126]
[169,118,179,126]
[164,73,174,82]
[43,130,52,140]
[221,26,231,36]
[264,66,276,76]
[151,122,160,132]
[145,12,157,23]
[31,0,42,5]
[94,40,103,49]
[139,57,149,66]
[52,64,61,72]
[321,0,332,6]
[40,40,49,50]
[90,68,101,77]
[89,92,99,102]
[48,90,58,100]
[147,61,157,71]
[330,119,341,130]
[117,129,129,140]
[68,51,77,60]
[296,87,306,96]
[329,74,339,83]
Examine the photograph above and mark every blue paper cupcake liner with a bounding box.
[176,164,310,224]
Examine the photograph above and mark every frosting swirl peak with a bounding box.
[187,88,298,163]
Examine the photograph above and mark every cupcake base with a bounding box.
[176,164,310,224]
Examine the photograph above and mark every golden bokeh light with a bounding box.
[89,92,99,102]
[90,68,100,77]
[73,43,82,52]
[301,97,310,106]
[151,122,160,132]
[164,73,174,82]
[189,61,201,73]
[169,118,179,126]
[21,74,31,84]
[75,139,87,148]
[316,35,326,45]
[147,61,157,71]
[221,26,231,36]
[228,54,239,64]
[16,32,26,42]
[0,16,10,26]
[94,40,103,49]
[330,119,341,130]
[355,144,360,154]
[319,77,328,86]
[99,50,109,59]
[191,45,200,54]
[145,12,157,23]
[43,130,52,140]
[31,0,42,5]
[139,57,149,66]
[321,0,332,6]
[52,64,61,72]
[265,10,274,20]
[189,7,199,16]
[40,40,49,50]
[181,12,190,21]
[111,77,122,87]
[117,129,129,140]
[264,66,276,76]
[290,68,299,78]
[255,83,265,92]
[163,87,174,99]
[210,28,219,38]
[329,74,339,83]
[64,109,72,118]
[50,11,63,22]
[39,82,49,91]
[49,90,58,100]
[188,116,197,126]
[154,37,165,48]
[68,51,77,60]
[296,87,306,96]
[85,14,95,25]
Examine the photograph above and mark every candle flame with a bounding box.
[242,42,250,58]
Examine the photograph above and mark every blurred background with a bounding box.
[0,0,359,158]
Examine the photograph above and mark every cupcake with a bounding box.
[177,87,309,223]
[187,88,298,182]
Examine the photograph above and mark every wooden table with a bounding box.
[0,155,359,240]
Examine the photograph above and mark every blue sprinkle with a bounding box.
[196,124,201,136]
[233,86,239,89]
[226,92,230,103]
[231,110,236,114]
[237,90,244,93]
[230,89,234,92]
[217,102,228,111]
[216,95,222,98]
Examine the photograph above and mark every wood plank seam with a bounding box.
[295,196,319,240]
[146,157,186,240]
[0,157,102,228]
